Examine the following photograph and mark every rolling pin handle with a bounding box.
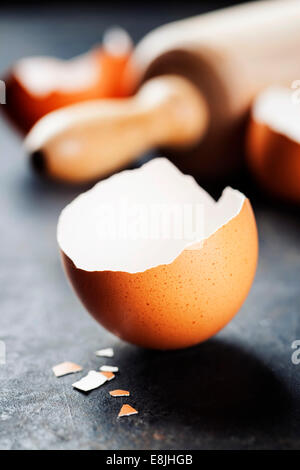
[25,75,209,183]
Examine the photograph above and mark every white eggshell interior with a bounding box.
[253,86,300,144]
[14,53,99,96]
[57,158,245,273]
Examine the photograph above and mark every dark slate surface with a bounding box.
[0,2,300,450]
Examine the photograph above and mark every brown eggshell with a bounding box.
[3,48,132,134]
[61,198,258,350]
[247,117,300,203]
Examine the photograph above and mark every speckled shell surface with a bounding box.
[61,198,258,350]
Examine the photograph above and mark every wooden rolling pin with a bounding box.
[25,0,300,183]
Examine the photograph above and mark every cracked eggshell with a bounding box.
[247,86,300,203]
[58,158,258,350]
[3,30,132,134]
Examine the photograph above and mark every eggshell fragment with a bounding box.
[95,348,114,358]
[100,371,115,381]
[118,404,138,417]
[72,370,107,392]
[247,86,300,203]
[109,390,130,397]
[58,158,258,350]
[100,365,119,372]
[52,361,83,377]
[2,28,132,133]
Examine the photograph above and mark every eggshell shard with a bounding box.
[247,86,300,203]
[100,365,119,372]
[72,370,107,392]
[100,371,115,381]
[58,158,258,350]
[118,404,138,417]
[109,390,130,397]
[2,30,132,133]
[52,361,83,377]
[95,348,114,357]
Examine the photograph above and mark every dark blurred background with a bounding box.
[0,1,249,65]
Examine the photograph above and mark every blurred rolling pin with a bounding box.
[25,0,300,183]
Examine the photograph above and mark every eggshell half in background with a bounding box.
[58,158,258,350]
[2,28,133,133]
[247,86,300,203]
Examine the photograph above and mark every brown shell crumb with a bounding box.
[118,404,138,417]
[109,389,130,397]
[52,361,83,377]
[100,371,115,381]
